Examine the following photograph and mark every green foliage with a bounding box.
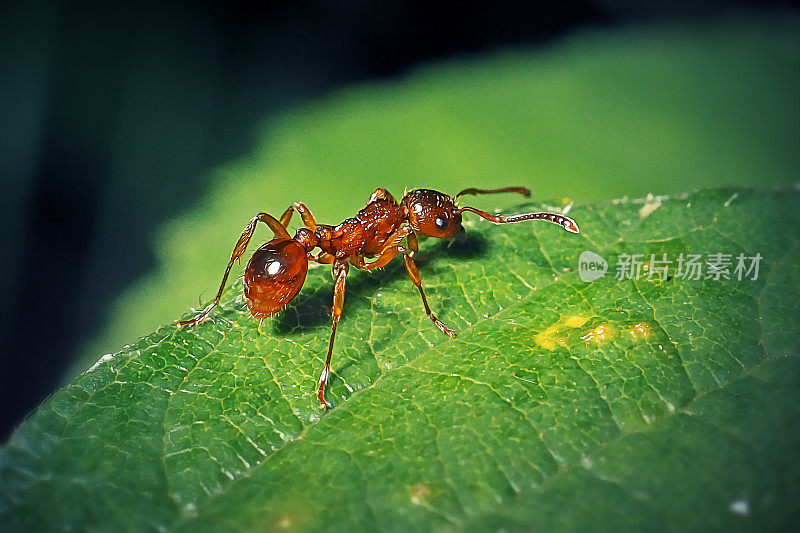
[73,17,800,376]
[2,187,798,531]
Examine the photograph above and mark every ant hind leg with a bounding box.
[178,212,289,328]
[280,202,318,230]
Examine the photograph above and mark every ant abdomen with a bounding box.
[244,238,308,318]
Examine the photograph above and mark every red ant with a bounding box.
[178,186,579,409]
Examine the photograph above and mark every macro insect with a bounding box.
[178,186,579,409]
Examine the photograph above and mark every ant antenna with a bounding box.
[454,187,531,202]
[458,206,580,234]
[453,186,577,233]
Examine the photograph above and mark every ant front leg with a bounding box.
[178,213,290,328]
[353,229,455,338]
[351,226,411,270]
[403,233,456,338]
[318,260,349,409]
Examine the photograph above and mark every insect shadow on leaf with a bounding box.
[272,232,489,334]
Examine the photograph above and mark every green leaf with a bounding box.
[72,17,800,377]
[2,187,799,531]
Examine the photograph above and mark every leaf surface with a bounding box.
[73,17,800,375]
[2,187,799,532]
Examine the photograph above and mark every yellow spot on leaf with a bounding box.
[564,316,589,328]
[535,316,589,350]
[629,322,651,338]
[581,323,617,343]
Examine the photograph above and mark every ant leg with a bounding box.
[310,251,335,264]
[368,188,397,204]
[279,206,293,228]
[459,206,579,234]
[318,260,349,409]
[355,246,403,270]
[352,226,411,270]
[350,233,455,337]
[178,213,290,328]
[404,233,456,338]
[279,202,319,230]
[454,186,531,201]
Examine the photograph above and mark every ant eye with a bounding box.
[434,216,448,229]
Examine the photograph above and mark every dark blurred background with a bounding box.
[1,0,796,440]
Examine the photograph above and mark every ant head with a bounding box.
[244,238,308,318]
[402,189,464,239]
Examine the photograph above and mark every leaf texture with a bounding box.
[1,188,799,532]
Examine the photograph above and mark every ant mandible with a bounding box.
[178,186,579,409]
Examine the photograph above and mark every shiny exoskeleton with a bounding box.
[178,186,579,409]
